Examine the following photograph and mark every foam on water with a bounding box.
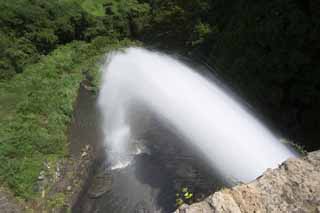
[98,47,297,182]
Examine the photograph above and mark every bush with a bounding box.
[0,38,135,199]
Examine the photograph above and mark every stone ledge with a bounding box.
[175,151,320,213]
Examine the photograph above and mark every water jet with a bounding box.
[98,47,297,183]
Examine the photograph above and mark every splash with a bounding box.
[97,47,296,182]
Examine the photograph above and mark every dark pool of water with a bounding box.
[70,85,226,213]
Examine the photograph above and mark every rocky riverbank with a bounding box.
[0,188,23,213]
[0,144,94,213]
[0,83,102,213]
[175,150,320,213]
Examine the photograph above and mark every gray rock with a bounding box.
[88,173,113,199]
[0,190,23,213]
[38,170,45,181]
[175,151,320,213]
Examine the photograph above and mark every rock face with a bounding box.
[175,151,320,213]
[88,172,113,199]
[0,190,22,213]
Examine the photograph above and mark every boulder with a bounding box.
[175,151,320,213]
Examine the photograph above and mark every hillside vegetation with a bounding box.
[0,0,143,201]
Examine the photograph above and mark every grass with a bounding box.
[63,0,107,17]
[0,37,135,199]
[81,0,106,16]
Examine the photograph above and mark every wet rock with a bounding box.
[178,203,213,213]
[0,190,23,213]
[175,151,320,213]
[55,162,61,178]
[44,161,50,170]
[67,186,72,191]
[81,151,88,159]
[134,201,150,213]
[88,173,113,199]
[38,171,45,181]
[80,144,91,159]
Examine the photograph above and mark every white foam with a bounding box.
[110,160,132,170]
[98,47,297,182]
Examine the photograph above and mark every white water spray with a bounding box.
[98,47,296,182]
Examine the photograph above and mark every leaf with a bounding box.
[182,187,188,193]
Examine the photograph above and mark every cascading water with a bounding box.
[98,47,297,183]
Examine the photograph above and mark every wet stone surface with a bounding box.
[0,191,22,213]
[88,172,113,199]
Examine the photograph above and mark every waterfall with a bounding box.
[97,47,296,182]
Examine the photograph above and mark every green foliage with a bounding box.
[141,0,211,47]
[0,38,134,199]
[103,0,151,37]
[0,0,141,201]
[175,187,194,207]
[0,43,84,198]
[191,22,212,46]
[280,139,308,156]
[0,33,39,79]
[0,0,145,80]
[0,0,81,79]
[47,193,66,209]
[81,0,107,17]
